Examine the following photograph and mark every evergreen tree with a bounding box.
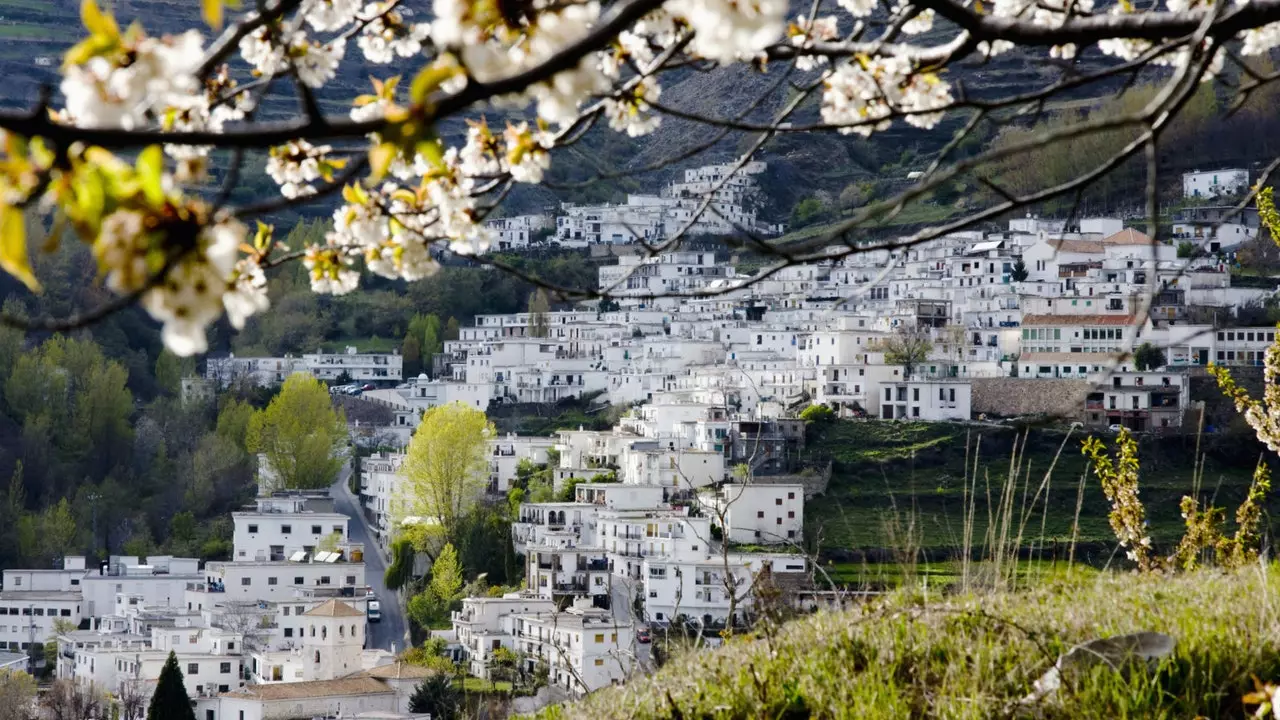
[148,652,195,720]
[408,674,460,720]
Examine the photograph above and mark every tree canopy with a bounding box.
[246,374,348,491]
[147,652,195,720]
[394,402,493,540]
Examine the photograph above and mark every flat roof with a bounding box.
[0,591,81,601]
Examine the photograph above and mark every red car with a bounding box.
[361,384,375,391]
[636,628,651,644]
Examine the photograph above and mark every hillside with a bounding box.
[804,421,1272,569]
[535,567,1280,718]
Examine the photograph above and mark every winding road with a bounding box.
[331,465,411,654]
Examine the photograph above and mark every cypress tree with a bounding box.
[148,651,196,720]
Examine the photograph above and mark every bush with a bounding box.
[799,404,835,424]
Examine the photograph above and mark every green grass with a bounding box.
[463,677,513,693]
[537,566,1280,718]
[804,420,1264,557]
[0,23,54,39]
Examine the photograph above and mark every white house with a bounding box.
[698,483,804,545]
[232,495,351,563]
[1183,169,1249,199]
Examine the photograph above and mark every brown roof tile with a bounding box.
[238,677,393,700]
[1048,239,1105,254]
[1021,314,1138,326]
[1102,228,1154,245]
[304,599,364,618]
[360,661,439,680]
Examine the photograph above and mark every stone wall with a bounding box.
[971,378,1092,419]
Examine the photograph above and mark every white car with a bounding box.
[367,599,382,623]
[1107,424,1124,433]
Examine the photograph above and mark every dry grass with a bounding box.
[536,565,1280,719]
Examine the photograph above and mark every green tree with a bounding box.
[402,332,423,379]
[215,399,255,450]
[148,652,196,720]
[384,537,416,591]
[430,543,464,604]
[40,499,79,564]
[527,289,551,338]
[444,317,460,341]
[246,375,347,491]
[1010,258,1029,282]
[154,350,192,397]
[408,674,460,720]
[1133,342,1167,371]
[0,668,36,720]
[1177,241,1196,258]
[395,403,493,539]
[799,404,835,424]
[876,329,934,377]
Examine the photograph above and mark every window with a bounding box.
[241,578,251,586]
[218,685,229,693]
[267,577,278,586]
[756,511,764,518]
[33,609,43,616]
[775,498,782,506]
[314,651,320,664]
[247,524,258,533]
[281,524,292,534]
[283,607,290,616]
[788,492,795,500]
[913,388,920,402]
[294,577,303,586]
[284,628,293,638]
[345,575,356,586]
[776,518,783,525]
[332,526,343,535]
[311,525,322,535]
[912,407,920,418]
[594,634,604,643]
[220,662,231,674]
[227,642,234,651]
[319,576,331,585]
[59,609,70,617]
[188,663,199,675]
[788,511,795,518]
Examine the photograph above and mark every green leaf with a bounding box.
[0,205,39,292]
[201,0,224,29]
[368,143,396,183]
[136,145,165,207]
[80,0,120,40]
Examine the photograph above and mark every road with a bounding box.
[331,465,410,653]
[610,576,652,670]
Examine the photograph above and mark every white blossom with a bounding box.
[304,0,361,32]
[294,37,346,88]
[788,15,839,71]
[304,243,361,294]
[604,77,662,137]
[673,0,787,63]
[901,8,934,35]
[266,140,335,198]
[239,26,290,77]
[60,30,204,129]
[838,0,876,17]
[223,257,270,330]
[821,56,953,136]
[358,3,431,63]
[140,219,245,357]
[95,210,151,293]
[504,122,554,182]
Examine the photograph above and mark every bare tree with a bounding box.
[44,679,107,720]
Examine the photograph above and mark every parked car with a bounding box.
[361,384,375,391]
[636,627,651,644]
[367,599,382,623]
[1107,424,1124,433]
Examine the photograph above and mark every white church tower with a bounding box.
[301,599,365,681]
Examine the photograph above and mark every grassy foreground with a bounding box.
[537,567,1280,719]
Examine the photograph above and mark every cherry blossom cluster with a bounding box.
[266,140,343,198]
[820,56,953,136]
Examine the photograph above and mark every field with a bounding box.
[804,420,1267,567]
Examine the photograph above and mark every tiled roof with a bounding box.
[359,661,438,680]
[304,599,364,618]
[1102,228,1154,245]
[238,677,393,700]
[1021,314,1138,326]
[1047,239,1105,253]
